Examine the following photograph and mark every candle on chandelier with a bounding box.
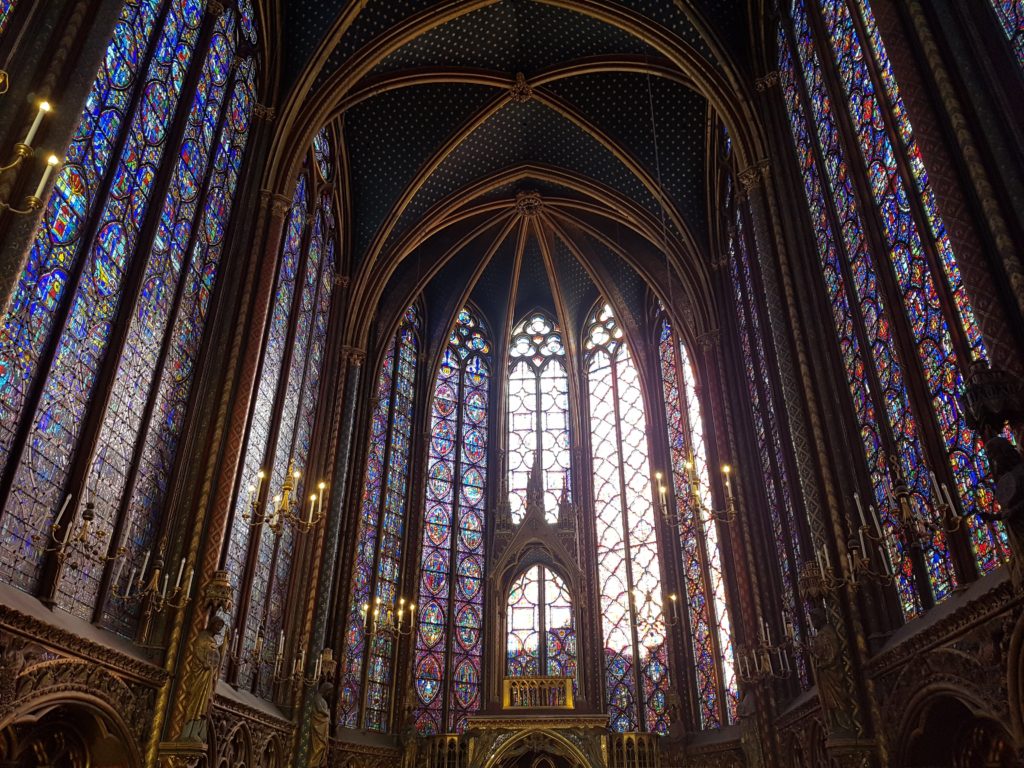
[184,567,194,598]
[175,558,185,591]
[869,504,883,540]
[140,550,151,582]
[854,493,867,528]
[56,493,71,521]
[112,556,125,590]
[308,493,316,525]
[32,154,58,200]
[857,526,867,556]
[22,100,51,147]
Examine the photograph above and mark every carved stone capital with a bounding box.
[697,328,720,350]
[737,161,770,192]
[268,193,292,218]
[335,274,351,289]
[510,72,533,103]
[159,741,208,768]
[341,346,366,367]
[253,103,276,122]
[755,71,780,91]
[207,0,226,17]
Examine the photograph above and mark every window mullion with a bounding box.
[443,358,467,733]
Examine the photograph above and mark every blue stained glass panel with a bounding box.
[0,0,203,592]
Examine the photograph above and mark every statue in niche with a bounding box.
[310,681,332,767]
[808,607,857,737]
[180,616,225,743]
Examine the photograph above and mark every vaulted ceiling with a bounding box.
[270,1,761,356]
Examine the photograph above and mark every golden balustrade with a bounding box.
[421,734,465,768]
[501,676,575,709]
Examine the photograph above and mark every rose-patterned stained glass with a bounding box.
[247,195,334,699]
[312,127,333,182]
[813,0,1007,574]
[0,0,204,592]
[102,57,257,633]
[507,313,570,523]
[658,317,737,728]
[414,308,490,736]
[338,306,419,728]
[506,565,576,681]
[991,1,1024,67]
[728,219,810,686]
[778,28,927,616]
[238,0,257,44]
[52,8,239,623]
[585,304,669,734]
[222,173,308,680]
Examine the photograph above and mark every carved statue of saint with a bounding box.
[808,609,856,737]
[180,616,225,743]
[310,681,332,767]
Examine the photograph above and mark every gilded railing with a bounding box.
[501,676,575,709]
[608,732,660,768]
[421,734,464,768]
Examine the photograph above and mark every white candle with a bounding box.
[161,572,169,598]
[112,556,125,589]
[854,493,867,528]
[879,545,892,576]
[126,567,137,596]
[870,504,884,539]
[308,494,315,525]
[56,493,71,521]
[33,155,58,199]
[175,558,185,590]
[822,546,832,570]
[930,471,942,500]
[184,568,194,597]
[279,630,285,651]
[140,550,150,580]
[942,484,957,514]
[22,101,50,147]
[858,527,867,555]
[815,549,825,577]
[763,619,771,646]
[847,552,856,583]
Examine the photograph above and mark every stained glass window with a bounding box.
[778,0,1008,609]
[507,313,570,523]
[728,213,810,686]
[338,306,419,730]
[0,0,17,40]
[313,127,333,182]
[0,1,259,631]
[657,316,737,727]
[991,0,1024,66]
[585,304,669,734]
[414,307,490,736]
[506,565,576,682]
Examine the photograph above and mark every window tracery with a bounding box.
[507,312,571,523]
[506,564,576,681]
[585,303,669,734]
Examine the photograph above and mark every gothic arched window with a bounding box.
[991,1,1024,65]
[778,0,1008,618]
[507,312,571,523]
[506,564,576,680]
[0,0,257,635]
[657,315,738,727]
[585,303,669,735]
[414,307,491,735]
[337,305,420,731]
[222,147,337,698]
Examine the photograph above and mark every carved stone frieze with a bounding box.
[328,738,401,768]
[754,71,780,91]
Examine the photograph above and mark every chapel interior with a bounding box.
[0,1,1023,767]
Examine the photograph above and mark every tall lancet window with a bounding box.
[778,0,1008,617]
[507,313,571,522]
[414,308,491,735]
[657,314,738,727]
[585,304,669,735]
[338,306,420,731]
[0,0,257,634]
[506,565,576,680]
[991,1,1024,66]
[222,151,337,698]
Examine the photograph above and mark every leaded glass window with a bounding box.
[585,303,670,734]
[0,0,18,40]
[507,312,570,523]
[727,210,810,685]
[778,0,1009,614]
[657,315,738,728]
[338,306,419,730]
[414,307,490,735]
[0,0,257,636]
[222,166,338,699]
[991,0,1024,66]
[506,565,576,681]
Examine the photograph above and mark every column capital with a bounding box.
[253,103,277,122]
[341,346,366,366]
[737,160,770,193]
[755,71,780,92]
